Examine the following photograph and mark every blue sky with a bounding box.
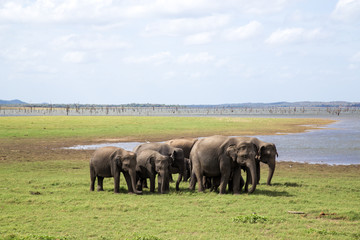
[1,0,359,104]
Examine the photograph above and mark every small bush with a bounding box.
[232,213,268,224]
[131,234,162,240]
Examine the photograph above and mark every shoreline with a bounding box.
[1,116,357,166]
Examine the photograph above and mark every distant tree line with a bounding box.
[1,100,360,108]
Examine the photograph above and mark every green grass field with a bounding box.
[0,116,359,240]
[0,116,333,141]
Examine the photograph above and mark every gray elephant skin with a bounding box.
[90,146,142,194]
[166,138,197,181]
[166,137,198,159]
[135,149,171,194]
[134,142,185,191]
[189,135,258,194]
[251,137,278,185]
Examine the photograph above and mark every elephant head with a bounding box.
[226,141,258,193]
[147,152,171,194]
[170,148,185,173]
[111,149,142,194]
[157,155,171,194]
[258,143,278,185]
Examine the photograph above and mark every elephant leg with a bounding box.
[194,170,204,192]
[240,175,244,192]
[164,174,170,192]
[227,177,233,193]
[204,176,211,189]
[136,179,143,191]
[189,171,197,190]
[142,179,148,189]
[256,161,261,184]
[114,173,120,193]
[97,176,104,191]
[219,172,230,194]
[175,174,182,191]
[90,167,96,191]
[149,174,155,193]
[244,167,250,193]
[211,177,220,192]
[157,175,162,193]
[169,174,174,182]
[232,168,241,194]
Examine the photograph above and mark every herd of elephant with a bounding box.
[89,135,278,195]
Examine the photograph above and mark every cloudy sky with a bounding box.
[1,0,360,104]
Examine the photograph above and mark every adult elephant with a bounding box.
[135,149,171,194]
[166,137,198,158]
[250,137,278,185]
[189,135,258,194]
[90,147,142,194]
[134,142,185,191]
[166,138,198,181]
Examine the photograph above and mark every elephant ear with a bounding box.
[146,154,155,166]
[110,149,122,166]
[258,145,265,158]
[168,152,175,165]
[226,145,238,162]
[172,149,184,160]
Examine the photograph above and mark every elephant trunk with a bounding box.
[129,169,142,195]
[267,158,276,186]
[246,161,257,194]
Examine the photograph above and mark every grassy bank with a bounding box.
[0,116,334,141]
[0,160,359,240]
[1,116,359,239]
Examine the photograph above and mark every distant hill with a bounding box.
[0,99,27,105]
[188,101,360,108]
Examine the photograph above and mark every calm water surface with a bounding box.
[67,116,360,165]
[255,117,360,165]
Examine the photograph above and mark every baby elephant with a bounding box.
[135,149,171,194]
[90,146,142,194]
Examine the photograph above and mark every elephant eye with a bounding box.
[242,155,248,159]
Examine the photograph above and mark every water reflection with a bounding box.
[67,117,360,165]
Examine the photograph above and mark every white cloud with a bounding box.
[265,28,323,44]
[147,0,217,16]
[332,0,360,21]
[144,15,230,37]
[1,47,44,61]
[0,0,216,23]
[123,52,171,65]
[351,51,360,61]
[184,32,215,45]
[0,0,115,23]
[239,0,291,15]
[123,52,218,66]
[224,21,262,41]
[52,34,131,50]
[62,51,86,63]
[177,52,215,64]
[0,0,292,24]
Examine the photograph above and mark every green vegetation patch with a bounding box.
[232,213,268,223]
[0,116,334,140]
[0,160,359,239]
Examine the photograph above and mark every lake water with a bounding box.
[67,116,360,165]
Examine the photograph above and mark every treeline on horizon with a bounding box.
[1,99,360,108]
